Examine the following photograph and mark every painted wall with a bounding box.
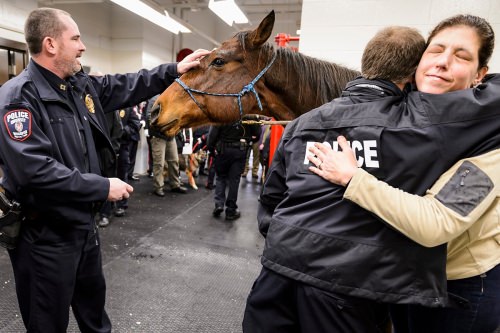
[299,0,500,72]
[0,0,37,45]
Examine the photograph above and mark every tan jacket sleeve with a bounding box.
[344,149,499,247]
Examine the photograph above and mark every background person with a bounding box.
[114,106,141,217]
[207,122,260,220]
[0,7,209,332]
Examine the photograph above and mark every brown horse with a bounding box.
[152,10,360,137]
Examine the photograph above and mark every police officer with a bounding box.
[0,8,209,332]
[207,122,260,220]
[115,106,142,217]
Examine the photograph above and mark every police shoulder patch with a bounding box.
[3,109,32,141]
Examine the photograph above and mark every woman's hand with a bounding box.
[307,135,358,186]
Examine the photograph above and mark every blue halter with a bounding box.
[175,52,277,121]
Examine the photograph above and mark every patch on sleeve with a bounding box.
[435,160,493,216]
[3,109,32,141]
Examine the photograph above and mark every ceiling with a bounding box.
[39,0,303,29]
[38,0,303,46]
[156,0,302,16]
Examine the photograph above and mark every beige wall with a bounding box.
[0,0,36,46]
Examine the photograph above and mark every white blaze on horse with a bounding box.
[150,11,360,137]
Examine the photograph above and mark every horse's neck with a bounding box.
[266,52,359,120]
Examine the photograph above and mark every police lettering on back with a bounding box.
[304,140,379,168]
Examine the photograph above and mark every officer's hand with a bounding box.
[177,49,211,74]
[108,178,134,201]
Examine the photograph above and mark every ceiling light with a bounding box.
[208,0,248,26]
[110,0,190,34]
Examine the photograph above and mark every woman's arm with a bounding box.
[308,136,499,247]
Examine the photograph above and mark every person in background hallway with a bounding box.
[127,103,145,181]
[193,125,210,176]
[143,98,155,177]
[148,95,188,197]
[207,122,260,221]
[257,117,272,183]
[114,106,141,217]
[0,7,209,332]
[242,138,260,180]
[97,108,123,227]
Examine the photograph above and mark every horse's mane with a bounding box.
[236,31,360,107]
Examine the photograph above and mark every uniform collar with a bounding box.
[344,77,405,97]
[27,60,87,101]
[27,60,68,102]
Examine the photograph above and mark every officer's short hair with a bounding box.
[362,26,426,84]
[25,7,72,56]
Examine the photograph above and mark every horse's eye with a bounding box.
[211,58,225,67]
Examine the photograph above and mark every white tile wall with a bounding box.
[300,0,500,72]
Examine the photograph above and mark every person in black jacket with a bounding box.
[207,122,261,220]
[97,108,123,227]
[243,20,500,333]
[114,106,142,217]
[0,7,209,333]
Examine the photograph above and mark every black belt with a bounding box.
[224,141,247,148]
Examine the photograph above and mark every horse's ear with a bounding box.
[247,10,275,49]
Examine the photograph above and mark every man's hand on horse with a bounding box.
[177,49,211,74]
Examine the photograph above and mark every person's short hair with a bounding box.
[362,26,426,84]
[24,7,72,56]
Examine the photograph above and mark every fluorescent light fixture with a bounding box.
[110,0,190,34]
[208,0,248,26]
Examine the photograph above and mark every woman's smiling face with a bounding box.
[416,25,487,94]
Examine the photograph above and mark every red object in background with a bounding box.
[177,48,194,62]
[267,34,300,163]
[268,122,284,168]
[274,33,300,52]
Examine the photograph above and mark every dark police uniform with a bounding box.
[243,76,500,332]
[0,59,179,332]
[115,106,142,213]
[207,123,260,218]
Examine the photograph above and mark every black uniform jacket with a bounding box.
[207,122,261,153]
[119,107,142,144]
[0,60,178,228]
[259,76,500,307]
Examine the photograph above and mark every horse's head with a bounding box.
[152,11,277,137]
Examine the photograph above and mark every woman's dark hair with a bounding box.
[427,14,495,69]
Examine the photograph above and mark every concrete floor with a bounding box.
[3,171,498,333]
[0,173,265,333]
